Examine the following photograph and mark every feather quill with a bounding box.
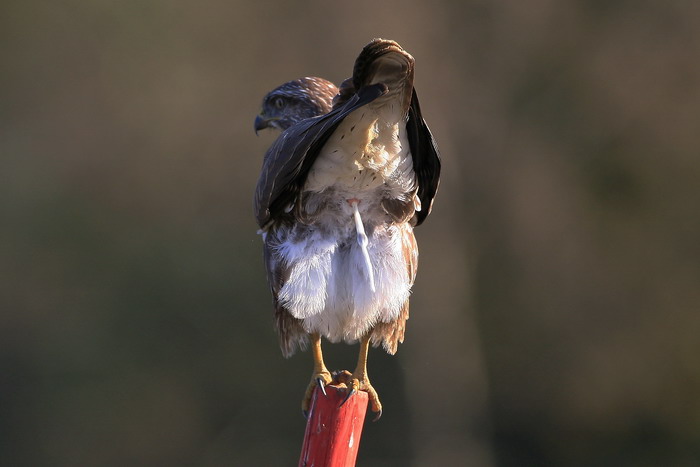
[350,200,376,293]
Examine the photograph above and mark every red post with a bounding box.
[298,384,369,467]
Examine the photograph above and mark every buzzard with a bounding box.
[254,39,441,420]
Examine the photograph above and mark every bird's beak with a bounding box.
[255,114,282,135]
[254,114,269,135]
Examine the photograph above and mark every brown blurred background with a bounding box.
[2,1,700,466]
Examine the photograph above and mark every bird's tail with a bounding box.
[350,200,376,293]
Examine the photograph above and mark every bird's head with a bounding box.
[254,77,339,134]
[352,39,415,108]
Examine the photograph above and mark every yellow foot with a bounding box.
[301,370,332,418]
[333,370,383,421]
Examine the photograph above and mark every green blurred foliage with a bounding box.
[2,0,700,465]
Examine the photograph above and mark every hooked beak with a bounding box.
[254,114,269,135]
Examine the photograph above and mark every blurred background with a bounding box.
[2,0,700,465]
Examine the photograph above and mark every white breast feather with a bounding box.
[276,224,411,343]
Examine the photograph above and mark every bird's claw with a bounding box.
[301,370,332,417]
[339,387,356,407]
[332,369,383,420]
[316,377,327,397]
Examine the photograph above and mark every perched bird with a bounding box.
[254,77,338,133]
[254,39,441,420]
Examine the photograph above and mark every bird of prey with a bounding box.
[254,39,441,420]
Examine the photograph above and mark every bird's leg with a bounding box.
[301,333,332,417]
[336,332,383,421]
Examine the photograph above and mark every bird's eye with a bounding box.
[274,97,285,109]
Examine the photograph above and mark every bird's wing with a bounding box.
[406,88,441,226]
[254,82,388,228]
[331,77,355,110]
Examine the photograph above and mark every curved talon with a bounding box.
[302,370,332,415]
[316,377,327,397]
[372,408,383,422]
[302,409,309,419]
[339,387,356,408]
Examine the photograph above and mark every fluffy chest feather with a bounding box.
[269,222,413,343]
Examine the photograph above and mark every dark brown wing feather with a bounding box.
[331,77,355,109]
[263,240,308,357]
[407,88,441,226]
